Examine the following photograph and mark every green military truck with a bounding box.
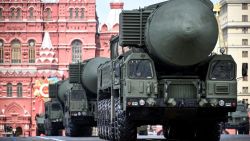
[225,102,249,134]
[35,113,45,136]
[96,0,237,141]
[46,58,108,137]
[44,100,64,136]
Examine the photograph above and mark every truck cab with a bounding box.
[225,102,249,134]
[44,100,63,136]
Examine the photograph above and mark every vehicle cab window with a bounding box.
[52,103,61,111]
[128,60,153,79]
[210,61,235,80]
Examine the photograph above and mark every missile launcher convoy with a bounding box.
[40,0,238,141]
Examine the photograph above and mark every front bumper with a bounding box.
[225,122,249,129]
[126,97,236,109]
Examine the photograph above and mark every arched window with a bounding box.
[45,8,51,20]
[29,8,34,18]
[75,8,79,18]
[71,40,82,63]
[0,40,3,63]
[80,8,84,19]
[69,8,73,19]
[10,8,15,19]
[17,83,22,97]
[0,8,3,20]
[16,8,21,19]
[28,40,35,63]
[7,83,12,97]
[11,39,21,63]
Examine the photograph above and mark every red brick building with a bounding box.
[0,0,123,136]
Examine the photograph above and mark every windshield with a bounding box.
[128,60,153,79]
[71,90,85,100]
[210,61,234,80]
[52,103,61,111]
[236,105,246,112]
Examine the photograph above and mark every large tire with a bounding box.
[45,129,51,136]
[65,119,78,137]
[36,128,40,136]
[116,99,137,141]
[245,125,249,135]
[196,121,221,141]
[162,125,168,139]
[45,120,59,136]
[238,125,249,135]
[97,99,105,139]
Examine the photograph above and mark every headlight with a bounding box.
[78,112,81,116]
[218,100,225,106]
[243,117,246,121]
[132,102,138,106]
[139,99,145,106]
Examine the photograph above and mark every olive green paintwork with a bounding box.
[226,103,249,133]
[81,57,109,95]
[58,80,73,104]
[145,0,218,66]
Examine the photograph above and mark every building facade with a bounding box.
[0,0,122,136]
[219,0,250,103]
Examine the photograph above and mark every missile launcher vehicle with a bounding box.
[225,102,249,134]
[45,58,109,137]
[44,99,64,136]
[35,113,45,136]
[96,0,237,141]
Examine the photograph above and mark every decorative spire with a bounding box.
[41,31,53,50]
[36,32,58,64]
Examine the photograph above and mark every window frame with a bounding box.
[242,27,248,34]
[242,39,248,46]
[10,8,15,19]
[209,60,235,81]
[29,7,34,19]
[0,40,3,63]
[80,8,84,19]
[127,59,154,79]
[242,15,248,22]
[11,39,21,63]
[69,8,73,19]
[242,3,248,10]
[75,8,79,18]
[71,40,82,63]
[17,83,22,97]
[0,8,3,19]
[45,8,51,20]
[7,83,12,97]
[242,51,248,58]
[242,87,249,94]
[28,40,35,63]
[16,8,21,19]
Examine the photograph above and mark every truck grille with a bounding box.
[168,84,197,99]
[215,85,229,94]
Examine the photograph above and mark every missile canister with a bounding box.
[81,57,109,95]
[58,80,73,103]
[145,0,218,66]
